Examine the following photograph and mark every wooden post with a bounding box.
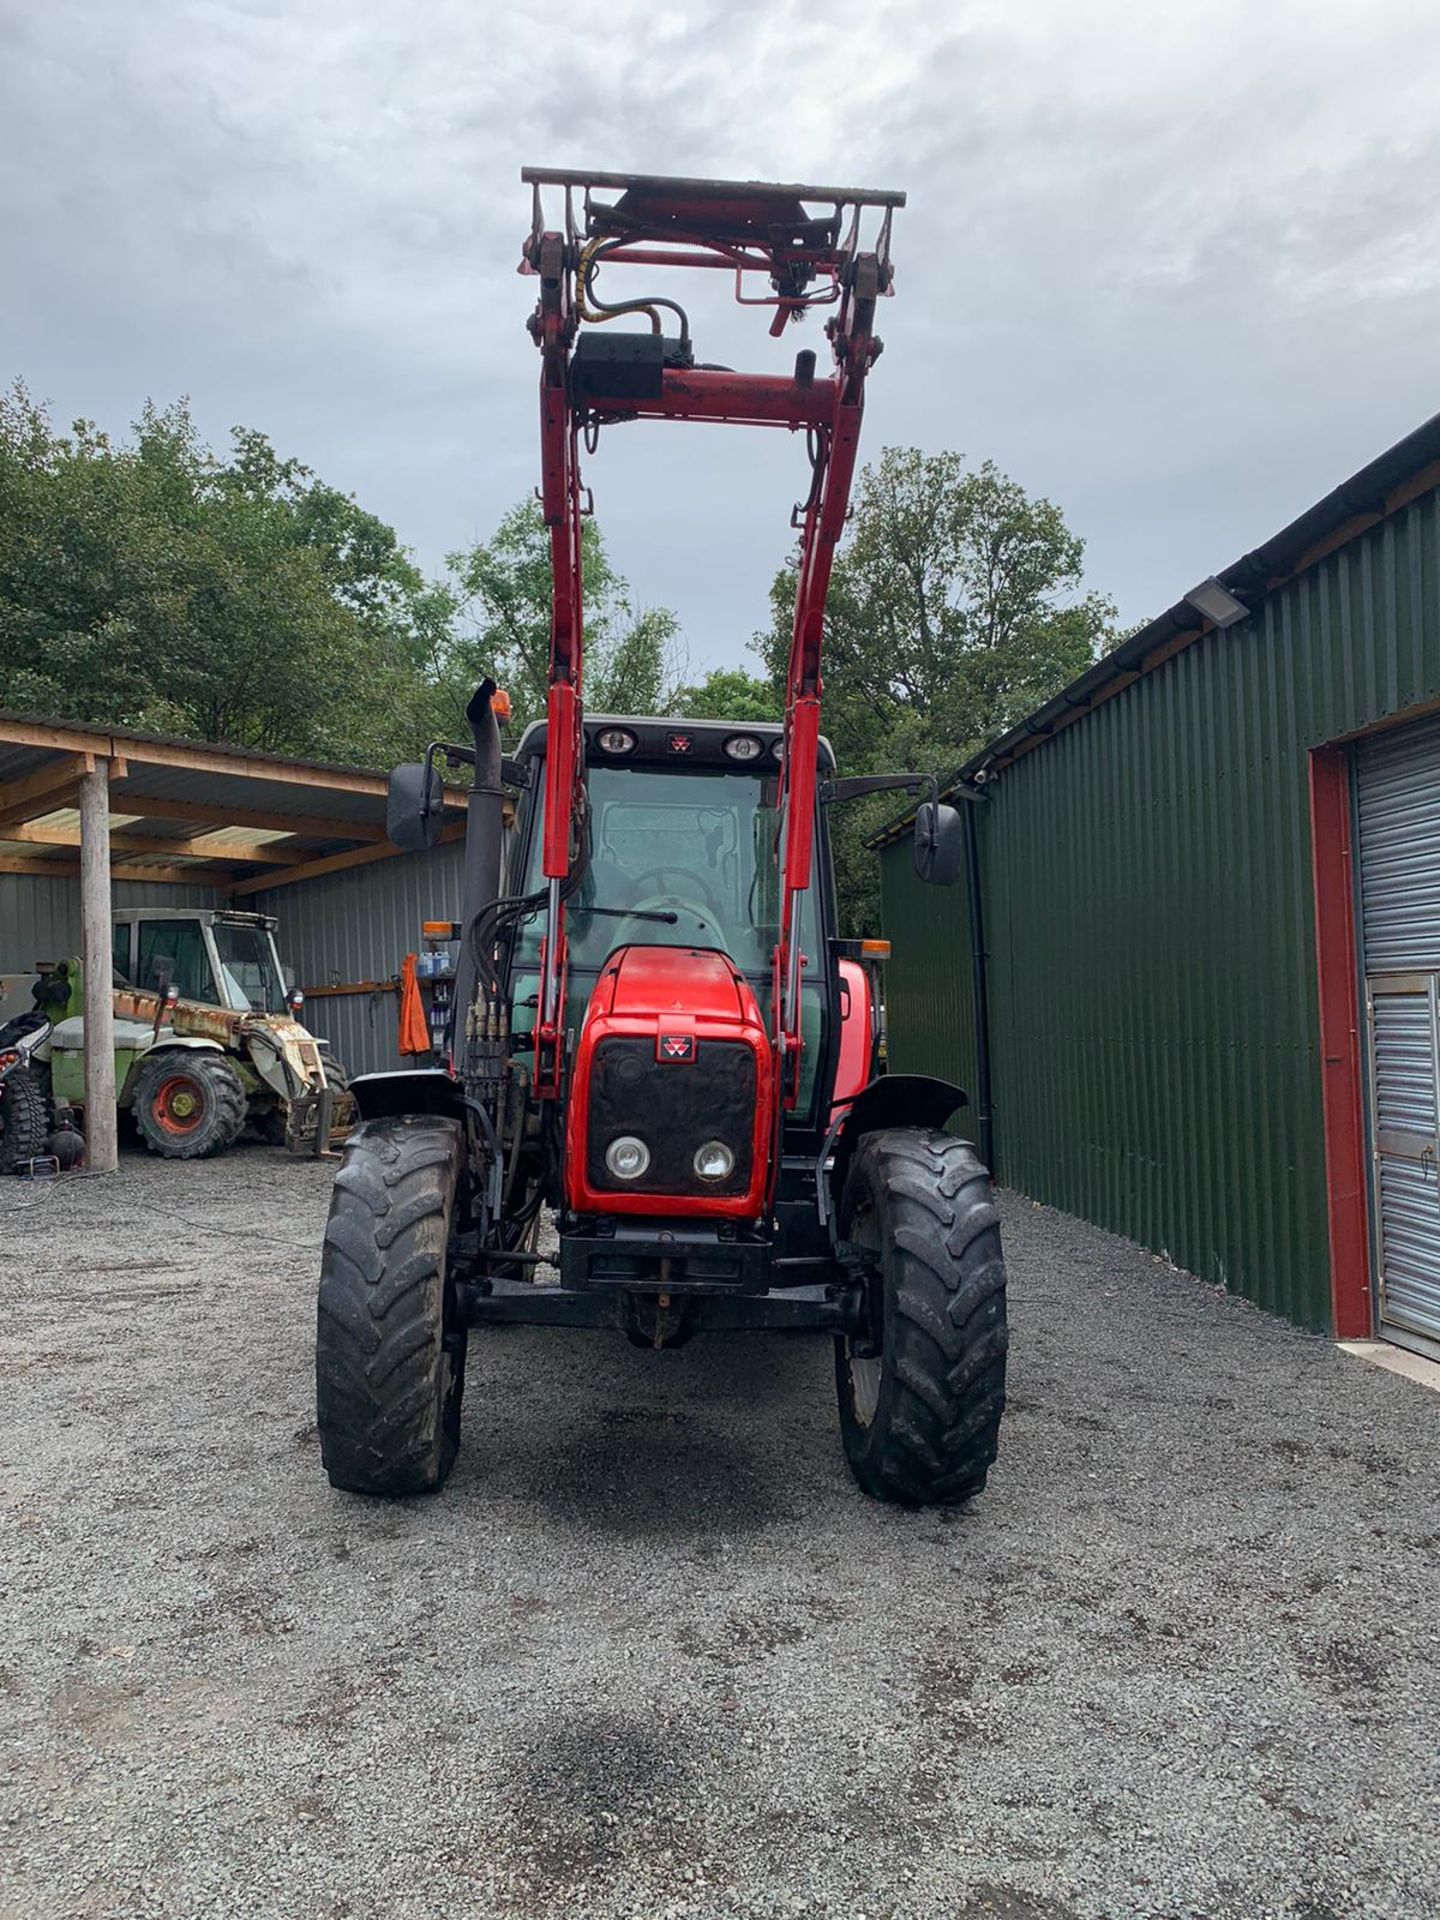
[78,759,118,1173]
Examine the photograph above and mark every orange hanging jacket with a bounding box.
[397,953,430,1056]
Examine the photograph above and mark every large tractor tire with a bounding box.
[835,1127,1008,1507]
[0,1068,49,1174]
[315,1116,467,1497]
[131,1051,248,1160]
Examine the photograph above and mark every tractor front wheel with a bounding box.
[835,1127,1008,1507]
[131,1052,248,1160]
[315,1116,467,1496]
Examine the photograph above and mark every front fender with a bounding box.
[350,1068,469,1125]
[822,1073,969,1226]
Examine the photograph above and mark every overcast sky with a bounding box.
[4,0,1438,675]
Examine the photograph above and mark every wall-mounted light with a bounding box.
[1184,576,1249,629]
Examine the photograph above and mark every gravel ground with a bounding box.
[1,1147,1438,1920]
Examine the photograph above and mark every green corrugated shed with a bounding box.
[878,421,1440,1333]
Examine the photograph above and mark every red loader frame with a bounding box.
[520,167,904,1105]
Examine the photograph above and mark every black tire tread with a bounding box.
[837,1127,1007,1506]
[131,1051,248,1159]
[0,1067,49,1173]
[315,1116,465,1496]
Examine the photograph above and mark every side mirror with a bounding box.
[387,760,443,852]
[913,800,965,886]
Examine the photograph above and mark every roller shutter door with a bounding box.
[1357,714,1440,1357]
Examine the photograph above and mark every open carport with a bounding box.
[2,1151,1436,1920]
[0,713,476,1164]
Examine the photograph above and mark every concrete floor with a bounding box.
[2,1148,1438,1920]
[1337,1339,1440,1395]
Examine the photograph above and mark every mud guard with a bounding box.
[349,1069,503,1219]
[350,1069,471,1125]
[822,1073,969,1227]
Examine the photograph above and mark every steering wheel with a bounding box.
[615,894,718,942]
[629,865,723,914]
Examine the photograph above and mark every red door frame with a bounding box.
[1307,745,1373,1338]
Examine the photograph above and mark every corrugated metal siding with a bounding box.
[248,843,467,1077]
[1356,715,1440,971]
[0,875,219,973]
[1373,1155,1440,1340]
[1356,717,1440,1346]
[1371,993,1437,1135]
[881,484,1440,1332]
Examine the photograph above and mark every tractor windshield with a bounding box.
[516,764,820,977]
[211,922,287,1014]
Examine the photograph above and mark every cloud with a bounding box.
[2,0,1437,666]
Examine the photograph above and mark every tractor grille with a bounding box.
[586,1036,755,1197]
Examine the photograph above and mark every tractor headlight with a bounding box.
[605,1135,651,1181]
[693,1139,735,1182]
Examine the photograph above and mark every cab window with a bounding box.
[136,921,215,1004]
[211,922,285,1013]
[519,764,819,977]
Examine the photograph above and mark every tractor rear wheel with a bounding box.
[131,1052,248,1160]
[0,1068,49,1173]
[835,1127,1008,1507]
[315,1116,467,1496]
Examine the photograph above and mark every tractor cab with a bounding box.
[507,714,836,1132]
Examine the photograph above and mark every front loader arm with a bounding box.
[527,222,584,1096]
[776,251,885,1101]
[521,168,902,1103]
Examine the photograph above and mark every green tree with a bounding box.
[756,446,1118,931]
[0,384,444,764]
[671,667,780,723]
[440,499,681,733]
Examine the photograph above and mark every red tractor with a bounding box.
[315,170,1007,1505]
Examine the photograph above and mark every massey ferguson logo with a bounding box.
[658,1034,696,1062]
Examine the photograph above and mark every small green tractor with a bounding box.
[0,908,353,1167]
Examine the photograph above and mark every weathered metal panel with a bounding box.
[246,843,467,1078]
[881,484,1440,1332]
[0,875,219,974]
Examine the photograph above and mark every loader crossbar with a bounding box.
[520,166,905,207]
